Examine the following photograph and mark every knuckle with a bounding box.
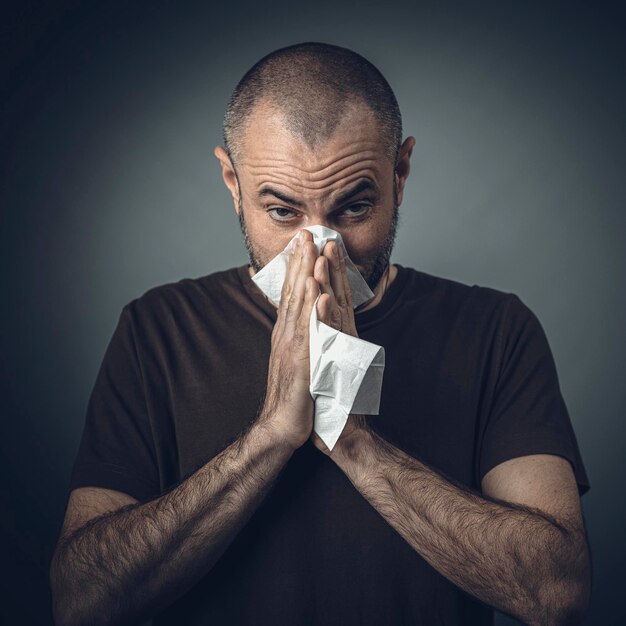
[293,318,309,343]
[293,329,307,346]
[281,283,292,300]
[275,308,286,327]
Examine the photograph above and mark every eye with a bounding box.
[268,207,297,221]
[342,203,370,217]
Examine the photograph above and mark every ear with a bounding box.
[214,146,241,215]
[394,136,416,207]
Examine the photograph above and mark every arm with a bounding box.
[329,425,591,625]
[51,231,322,626]
[309,237,591,624]
[51,419,294,626]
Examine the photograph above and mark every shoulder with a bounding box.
[121,266,246,325]
[393,266,548,358]
[397,265,531,321]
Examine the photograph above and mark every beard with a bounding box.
[237,180,399,292]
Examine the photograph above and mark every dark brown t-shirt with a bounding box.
[69,264,590,625]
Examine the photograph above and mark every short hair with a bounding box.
[222,42,402,169]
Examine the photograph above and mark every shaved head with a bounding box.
[222,42,402,169]
[214,42,415,300]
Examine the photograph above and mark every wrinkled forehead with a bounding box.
[238,99,389,178]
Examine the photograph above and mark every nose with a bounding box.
[304,222,347,246]
[306,217,333,230]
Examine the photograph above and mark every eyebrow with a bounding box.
[257,179,379,209]
[334,179,379,205]
[257,186,305,208]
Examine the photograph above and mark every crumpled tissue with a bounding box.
[251,225,385,451]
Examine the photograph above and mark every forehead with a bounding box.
[238,99,388,177]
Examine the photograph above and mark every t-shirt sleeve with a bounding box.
[479,294,590,495]
[68,304,160,503]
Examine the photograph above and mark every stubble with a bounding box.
[237,179,399,292]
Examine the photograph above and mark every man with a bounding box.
[51,42,591,625]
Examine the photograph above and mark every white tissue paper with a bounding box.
[251,225,385,451]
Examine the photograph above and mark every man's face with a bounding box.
[221,100,409,290]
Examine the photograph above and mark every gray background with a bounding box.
[1,1,624,623]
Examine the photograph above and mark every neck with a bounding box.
[355,264,397,313]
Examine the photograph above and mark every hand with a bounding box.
[258,230,319,451]
[310,240,366,455]
[313,240,358,338]
[310,413,369,457]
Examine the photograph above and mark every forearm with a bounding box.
[332,427,589,625]
[51,419,294,626]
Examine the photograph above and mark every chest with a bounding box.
[148,314,488,490]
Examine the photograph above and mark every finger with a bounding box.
[303,276,319,318]
[295,276,319,348]
[325,241,349,312]
[285,235,317,328]
[324,243,351,330]
[333,242,355,315]
[338,244,354,310]
[316,255,346,330]
[277,235,302,328]
[339,245,358,336]
[315,293,332,325]
[280,234,301,304]
[326,242,358,336]
[314,255,335,301]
